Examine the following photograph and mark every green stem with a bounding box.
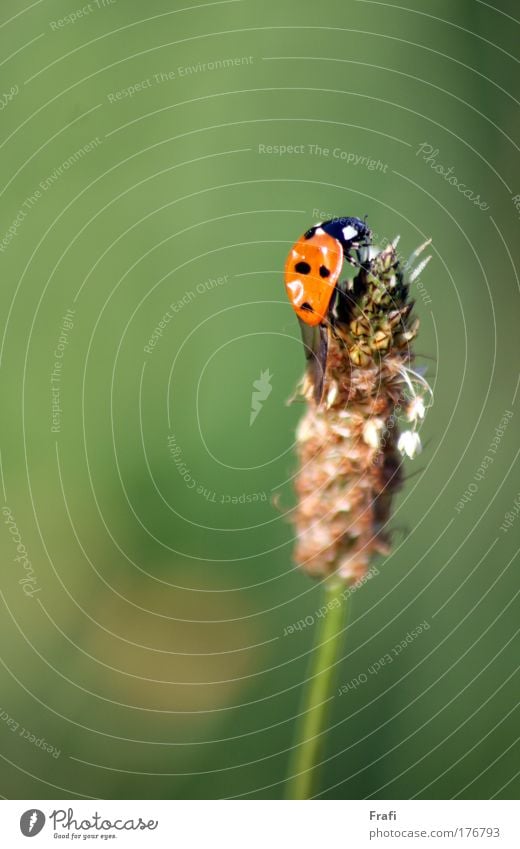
[286,580,349,799]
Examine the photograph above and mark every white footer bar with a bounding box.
[1,799,518,848]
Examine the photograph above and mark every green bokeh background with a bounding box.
[0,0,518,799]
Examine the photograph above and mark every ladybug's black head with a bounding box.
[329,216,371,247]
[304,217,371,252]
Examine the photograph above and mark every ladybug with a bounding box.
[284,229,343,326]
[284,216,372,401]
[285,216,371,326]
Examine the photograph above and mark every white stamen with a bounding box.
[407,396,426,422]
[407,238,432,265]
[398,364,417,399]
[398,430,422,459]
[405,365,434,402]
[409,255,432,283]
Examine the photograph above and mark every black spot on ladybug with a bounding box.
[301,302,313,312]
[295,261,311,274]
[303,228,314,240]
[319,265,330,278]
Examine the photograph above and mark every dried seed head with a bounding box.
[291,240,431,583]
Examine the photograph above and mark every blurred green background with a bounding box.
[0,0,518,800]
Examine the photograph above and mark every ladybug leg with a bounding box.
[343,239,367,267]
[344,248,363,269]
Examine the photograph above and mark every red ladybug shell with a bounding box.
[284,231,343,326]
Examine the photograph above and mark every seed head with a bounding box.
[291,239,432,583]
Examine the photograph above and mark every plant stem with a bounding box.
[285,580,349,799]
